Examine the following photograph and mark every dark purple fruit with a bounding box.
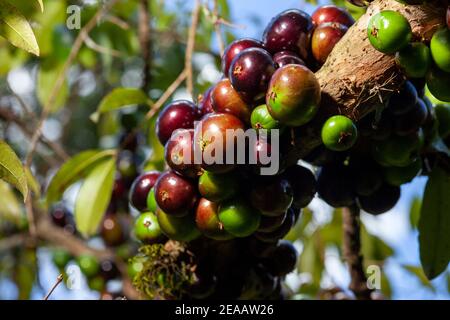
[156,100,199,145]
[387,81,418,115]
[197,87,214,117]
[101,213,126,247]
[195,198,233,240]
[211,78,253,123]
[258,211,287,233]
[229,48,276,102]
[358,184,400,215]
[311,22,348,65]
[50,205,76,235]
[311,5,355,28]
[302,145,346,166]
[263,9,314,60]
[154,171,198,217]
[317,164,355,207]
[250,176,293,216]
[221,38,264,75]
[100,260,120,281]
[351,160,383,197]
[358,111,393,141]
[273,51,305,68]
[394,98,428,136]
[194,113,245,173]
[284,165,317,208]
[254,208,295,243]
[165,129,200,178]
[129,171,161,211]
[263,240,298,276]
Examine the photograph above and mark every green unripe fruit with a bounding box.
[251,104,282,133]
[383,158,422,186]
[218,198,260,237]
[321,115,358,151]
[434,104,450,138]
[198,171,239,202]
[195,198,233,240]
[426,66,450,102]
[156,207,201,242]
[367,11,412,54]
[372,130,424,167]
[146,188,157,213]
[52,249,72,269]
[127,260,144,279]
[430,28,450,72]
[88,276,105,292]
[396,42,431,78]
[134,212,163,244]
[76,254,100,278]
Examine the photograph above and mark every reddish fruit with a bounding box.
[197,87,214,117]
[129,171,160,211]
[311,22,348,65]
[263,9,314,60]
[165,129,200,178]
[250,176,293,216]
[101,213,126,247]
[194,113,245,173]
[229,48,276,102]
[311,5,355,28]
[211,78,253,122]
[156,100,199,145]
[221,38,263,75]
[154,171,198,217]
[273,51,305,68]
[195,198,233,240]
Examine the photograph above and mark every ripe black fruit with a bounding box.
[358,183,400,215]
[317,164,355,207]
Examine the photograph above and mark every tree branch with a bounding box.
[138,0,152,92]
[342,205,372,300]
[185,0,201,99]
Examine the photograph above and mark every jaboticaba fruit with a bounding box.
[367,11,412,54]
[266,64,321,127]
[76,254,100,277]
[254,208,295,243]
[387,81,418,115]
[100,260,120,281]
[311,5,354,28]
[258,211,287,233]
[134,212,163,244]
[165,129,200,179]
[263,9,314,60]
[395,42,432,78]
[229,48,276,102]
[321,115,358,152]
[198,170,238,202]
[156,207,201,242]
[272,51,305,68]
[211,78,253,123]
[218,198,261,237]
[250,176,293,216]
[434,104,450,138]
[393,98,428,136]
[430,28,450,72]
[358,111,393,141]
[197,86,214,117]
[302,145,346,166]
[195,198,233,240]
[426,66,450,102]
[146,188,157,212]
[194,113,245,173]
[358,184,401,215]
[101,213,125,247]
[351,160,383,197]
[154,171,198,217]
[382,158,422,186]
[410,78,426,98]
[283,165,317,208]
[156,100,199,145]
[317,164,355,207]
[250,137,273,169]
[251,104,281,133]
[129,171,160,211]
[372,129,424,167]
[311,22,348,65]
[52,249,72,269]
[262,240,298,276]
[221,38,264,75]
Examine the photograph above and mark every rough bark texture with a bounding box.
[287,0,447,164]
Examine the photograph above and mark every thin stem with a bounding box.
[43,274,64,300]
[213,0,225,56]
[138,0,152,92]
[185,0,201,99]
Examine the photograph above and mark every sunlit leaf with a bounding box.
[36,0,44,12]
[409,197,421,229]
[0,140,28,201]
[37,63,68,112]
[419,168,450,280]
[0,180,22,224]
[75,158,116,237]
[13,249,37,300]
[361,224,394,262]
[402,265,435,291]
[0,0,39,55]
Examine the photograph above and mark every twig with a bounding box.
[342,205,373,300]
[43,274,64,300]
[185,0,201,98]
[84,36,123,57]
[138,0,152,92]
[213,0,225,56]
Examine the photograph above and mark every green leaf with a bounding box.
[361,224,394,262]
[402,265,435,291]
[0,140,28,201]
[419,167,450,280]
[36,0,44,12]
[409,197,421,229]
[91,88,151,122]
[0,0,39,55]
[46,149,116,206]
[0,180,22,224]
[37,63,68,112]
[75,158,116,237]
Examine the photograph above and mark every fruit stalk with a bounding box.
[342,205,372,300]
